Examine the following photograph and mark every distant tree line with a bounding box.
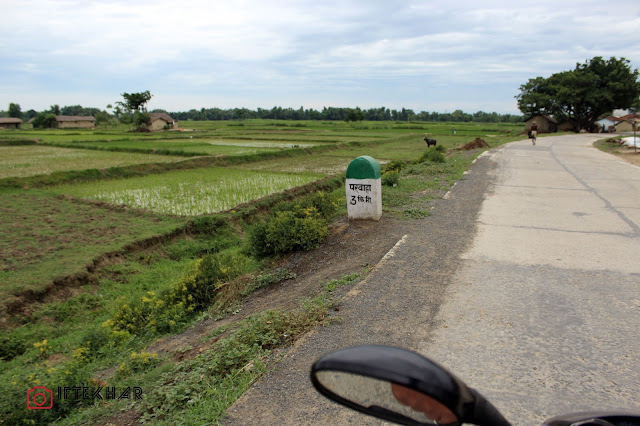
[1,103,524,124]
[165,106,524,123]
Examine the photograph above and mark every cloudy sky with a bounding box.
[1,0,639,114]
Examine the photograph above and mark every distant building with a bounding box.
[558,121,576,132]
[146,113,178,131]
[525,115,558,133]
[613,113,640,132]
[596,116,617,132]
[0,117,22,129]
[54,116,95,129]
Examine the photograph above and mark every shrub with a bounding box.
[383,160,405,173]
[417,147,446,164]
[263,211,328,255]
[272,191,338,222]
[298,191,339,221]
[245,222,269,257]
[0,334,26,361]
[382,171,400,186]
[116,351,160,379]
[247,191,335,257]
[105,250,254,336]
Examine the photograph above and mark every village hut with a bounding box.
[558,121,576,132]
[525,115,558,133]
[0,117,22,129]
[613,113,640,133]
[146,113,178,131]
[54,116,95,129]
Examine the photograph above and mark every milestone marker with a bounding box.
[346,156,382,221]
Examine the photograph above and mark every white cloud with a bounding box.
[1,0,639,114]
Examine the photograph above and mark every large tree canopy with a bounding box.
[8,103,22,118]
[115,91,153,130]
[517,57,640,131]
[120,91,152,112]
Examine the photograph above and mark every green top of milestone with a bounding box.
[346,156,381,180]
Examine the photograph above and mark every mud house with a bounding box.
[558,121,576,132]
[525,115,558,133]
[147,113,178,131]
[0,117,22,129]
[54,116,95,129]
[613,113,640,132]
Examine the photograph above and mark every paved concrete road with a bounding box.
[423,134,640,424]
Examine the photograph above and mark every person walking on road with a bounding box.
[530,122,538,145]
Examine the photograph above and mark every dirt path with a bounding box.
[223,152,497,424]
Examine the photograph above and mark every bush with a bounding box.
[116,351,160,379]
[417,147,446,164]
[0,334,26,361]
[105,250,254,336]
[383,160,405,173]
[271,191,338,222]
[263,211,328,255]
[247,191,335,257]
[298,191,339,221]
[382,171,400,186]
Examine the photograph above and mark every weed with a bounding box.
[116,351,161,379]
[139,301,333,424]
[402,208,432,219]
[324,272,364,292]
[243,268,297,296]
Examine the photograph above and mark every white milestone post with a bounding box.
[346,156,382,221]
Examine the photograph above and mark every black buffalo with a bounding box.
[424,137,437,147]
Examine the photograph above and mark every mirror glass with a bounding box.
[315,370,458,425]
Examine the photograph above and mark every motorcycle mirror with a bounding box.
[310,345,509,426]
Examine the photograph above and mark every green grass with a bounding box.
[0,145,186,179]
[0,189,187,298]
[51,168,324,216]
[38,138,323,157]
[380,149,481,219]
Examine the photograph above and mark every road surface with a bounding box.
[424,134,640,424]
[226,134,640,425]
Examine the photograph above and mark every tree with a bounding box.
[120,91,152,113]
[32,113,56,128]
[24,109,38,120]
[344,108,364,122]
[8,103,22,119]
[115,91,153,130]
[49,104,60,115]
[517,57,640,131]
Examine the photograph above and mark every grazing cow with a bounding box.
[424,137,437,147]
